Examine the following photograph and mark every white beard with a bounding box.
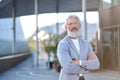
[67,30,80,38]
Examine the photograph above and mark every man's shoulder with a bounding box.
[59,36,68,43]
[58,36,69,46]
[79,37,90,45]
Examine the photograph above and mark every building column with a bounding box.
[12,0,16,53]
[118,26,120,72]
[33,0,39,67]
[82,0,87,40]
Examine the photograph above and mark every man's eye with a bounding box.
[68,23,72,25]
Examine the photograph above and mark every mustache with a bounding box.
[71,27,78,31]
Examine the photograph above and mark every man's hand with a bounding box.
[87,55,95,60]
[72,54,96,65]
[72,59,79,65]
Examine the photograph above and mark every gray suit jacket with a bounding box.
[57,36,100,80]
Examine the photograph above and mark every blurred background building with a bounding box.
[99,0,120,71]
[0,0,120,74]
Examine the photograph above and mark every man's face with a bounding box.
[65,17,81,38]
[66,17,81,32]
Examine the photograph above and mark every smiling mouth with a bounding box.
[71,28,78,32]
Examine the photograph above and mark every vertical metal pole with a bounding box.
[34,0,39,67]
[12,0,16,53]
[118,26,120,72]
[82,0,87,40]
[100,29,103,68]
[56,0,59,35]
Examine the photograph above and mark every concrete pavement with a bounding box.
[0,56,59,80]
[0,56,120,80]
[89,70,120,80]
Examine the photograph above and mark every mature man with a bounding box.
[57,15,100,80]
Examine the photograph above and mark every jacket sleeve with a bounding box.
[80,42,100,70]
[57,41,88,74]
[81,55,100,70]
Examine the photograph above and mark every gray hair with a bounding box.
[65,15,81,24]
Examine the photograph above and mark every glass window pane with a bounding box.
[102,0,112,8]
[112,0,119,5]
[102,0,119,8]
[16,17,30,52]
[102,28,118,70]
[0,18,13,54]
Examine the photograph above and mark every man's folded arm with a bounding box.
[61,61,89,74]
[57,42,88,74]
[79,42,100,70]
[80,55,100,70]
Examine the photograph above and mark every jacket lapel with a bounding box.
[66,36,79,59]
[78,37,85,58]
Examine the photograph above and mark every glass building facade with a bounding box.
[100,0,119,8]
[102,28,119,70]
[0,17,30,55]
[99,0,120,71]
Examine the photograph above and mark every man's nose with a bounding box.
[71,23,77,26]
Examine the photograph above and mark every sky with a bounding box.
[20,11,98,27]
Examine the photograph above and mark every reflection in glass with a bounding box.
[102,0,119,8]
[102,28,118,70]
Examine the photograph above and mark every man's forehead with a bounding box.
[67,17,79,23]
[67,17,78,20]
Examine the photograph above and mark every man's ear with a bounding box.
[65,25,67,30]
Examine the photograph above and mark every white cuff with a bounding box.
[79,60,82,66]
